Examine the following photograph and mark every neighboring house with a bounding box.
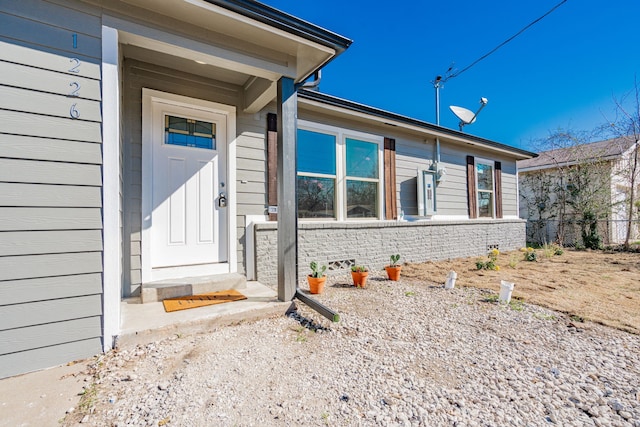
[518,137,640,245]
[0,0,534,378]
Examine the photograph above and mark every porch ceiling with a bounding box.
[122,44,250,87]
[109,0,346,112]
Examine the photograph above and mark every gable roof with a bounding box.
[518,137,637,171]
[298,89,537,159]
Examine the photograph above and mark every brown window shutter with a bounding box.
[267,113,278,221]
[384,137,397,220]
[466,155,477,219]
[495,161,503,218]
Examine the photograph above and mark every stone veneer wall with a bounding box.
[254,219,526,287]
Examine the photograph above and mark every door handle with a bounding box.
[218,192,227,208]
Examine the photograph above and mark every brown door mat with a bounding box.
[162,289,247,312]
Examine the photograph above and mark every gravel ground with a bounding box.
[66,272,640,427]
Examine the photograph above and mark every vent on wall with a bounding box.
[328,259,355,271]
[487,244,499,251]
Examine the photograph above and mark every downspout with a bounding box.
[434,77,442,175]
[296,70,322,91]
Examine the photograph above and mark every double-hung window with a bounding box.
[475,159,495,218]
[297,121,383,220]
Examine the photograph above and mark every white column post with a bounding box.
[102,25,121,351]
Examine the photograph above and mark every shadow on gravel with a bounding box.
[331,282,355,288]
[286,305,332,332]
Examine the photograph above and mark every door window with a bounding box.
[165,115,216,150]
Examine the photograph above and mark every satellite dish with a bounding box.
[449,106,477,125]
[449,98,488,131]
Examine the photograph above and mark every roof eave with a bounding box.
[518,154,622,172]
[205,0,353,54]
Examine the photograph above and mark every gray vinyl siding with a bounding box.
[0,0,103,378]
[122,59,246,295]
[500,160,518,217]
[236,112,269,272]
[395,137,436,216]
[437,145,520,218]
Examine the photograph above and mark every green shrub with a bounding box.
[475,249,500,270]
[521,247,538,262]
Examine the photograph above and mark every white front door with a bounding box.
[143,92,231,281]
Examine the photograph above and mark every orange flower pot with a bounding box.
[351,271,369,288]
[385,265,402,281]
[307,275,327,294]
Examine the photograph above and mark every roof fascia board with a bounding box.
[204,0,352,53]
[519,156,618,172]
[298,90,536,159]
[621,139,640,158]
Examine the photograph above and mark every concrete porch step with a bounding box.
[141,272,247,303]
[120,281,290,350]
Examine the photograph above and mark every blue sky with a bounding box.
[264,0,640,151]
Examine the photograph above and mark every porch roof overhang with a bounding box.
[298,89,538,160]
[108,0,352,112]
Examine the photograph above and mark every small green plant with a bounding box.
[405,291,415,297]
[542,243,555,258]
[542,243,564,258]
[292,325,309,342]
[509,299,525,312]
[389,254,401,267]
[309,261,327,278]
[476,248,500,270]
[521,247,538,262]
[569,314,584,323]
[483,294,499,303]
[581,211,602,250]
[321,412,330,425]
[77,382,98,413]
[351,265,368,273]
[533,312,557,321]
[508,254,519,269]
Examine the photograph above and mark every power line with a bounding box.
[444,0,568,82]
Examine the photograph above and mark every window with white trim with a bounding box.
[297,121,384,220]
[476,158,495,218]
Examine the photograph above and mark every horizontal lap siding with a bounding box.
[435,145,472,216]
[395,137,435,215]
[236,113,269,274]
[500,160,518,217]
[0,0,103,378]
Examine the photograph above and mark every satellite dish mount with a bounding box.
[449,97,488,131]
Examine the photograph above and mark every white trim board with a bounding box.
[101,25,121,351]
[245,215,268,280]
[141,89,237,283]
